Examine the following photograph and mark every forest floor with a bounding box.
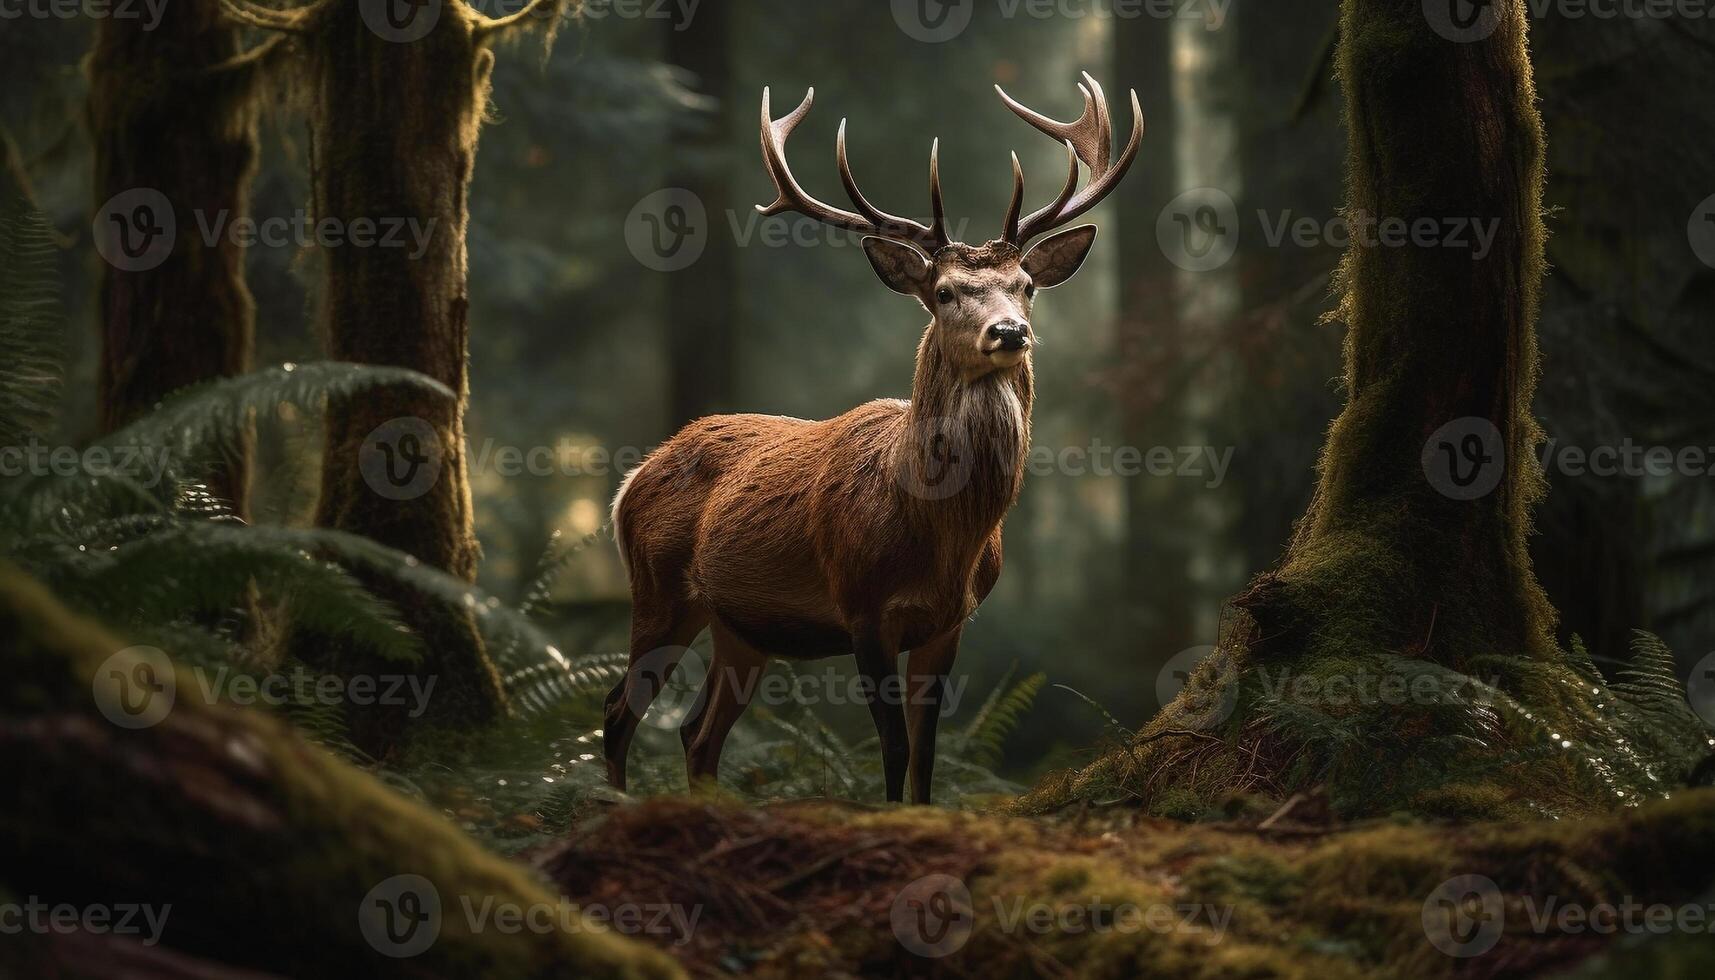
[533,787,1715,979]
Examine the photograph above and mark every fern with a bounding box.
[505,651,628,717]
[516,525,612,619]
[958,667,1045,768]
[30,524,423,664]
[97,361,453,487]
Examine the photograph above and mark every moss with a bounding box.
[539,787,1715,977]
[0,563,680,979]
[1014,0,1708,822]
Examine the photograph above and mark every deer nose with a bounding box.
[987,321,1029,352]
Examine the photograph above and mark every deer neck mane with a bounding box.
[897,324,1034,527]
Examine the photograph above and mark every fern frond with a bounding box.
[961,671,1044,768]
[39,523,422,664]
[960,661,1018,741]
[517,525,611,618]
[259,525,572,675]
[504,651,628,716]
[95,362,454,480]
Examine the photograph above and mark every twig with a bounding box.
[1256,792,1305,831]
[1135,727,1225,747]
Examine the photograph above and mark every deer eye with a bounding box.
[936,286,955,305]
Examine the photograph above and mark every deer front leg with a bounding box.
[852,620,908,803]
[905,628,960,805]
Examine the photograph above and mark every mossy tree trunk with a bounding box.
[1233,0,1556,668]
[0,563,680,979]
[301,0,522,752]
[1027,0,1590,818]
[87,0,259,513]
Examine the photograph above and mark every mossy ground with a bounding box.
[1,565,679,979]
[541,788,1715,978]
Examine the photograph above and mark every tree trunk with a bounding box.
[664,3,735,426]
[1234,0,1555,666]
[1112,17,1194,651]
[1025,0,1613,819]
[0,563,680,980]
[302,0,511,752]
[87,0,258,513]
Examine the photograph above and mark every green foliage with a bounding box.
[954,663,1047,769]
[392,619,1048,855]
[0,203,576,733]
[1215,636,1709,818]
[506,650,628,716]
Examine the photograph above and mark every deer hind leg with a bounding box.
[684,618,767,787]
[603,599,708,793]
[853,620,909,803]
[905,627,961,805]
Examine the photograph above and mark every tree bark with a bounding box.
[1112,17,1195,649]
[87,0,258,513]
[1234,0,1556,667]
[302,0,512,751]
[1026,0,1586,818]
[664,4,735,426]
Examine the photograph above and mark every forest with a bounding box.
[2,0,1714,976]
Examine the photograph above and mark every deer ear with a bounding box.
[1022,225,1098,289]
[862,237,933,297]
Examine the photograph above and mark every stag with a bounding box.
[604,73,1143,803]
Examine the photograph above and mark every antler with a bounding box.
[997,72,1145,246]
[757,87,950,251]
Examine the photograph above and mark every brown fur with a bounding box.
[605,233,1092,803]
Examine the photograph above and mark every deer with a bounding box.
[603,73,1143,804]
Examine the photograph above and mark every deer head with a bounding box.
[756,72,1144,382]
